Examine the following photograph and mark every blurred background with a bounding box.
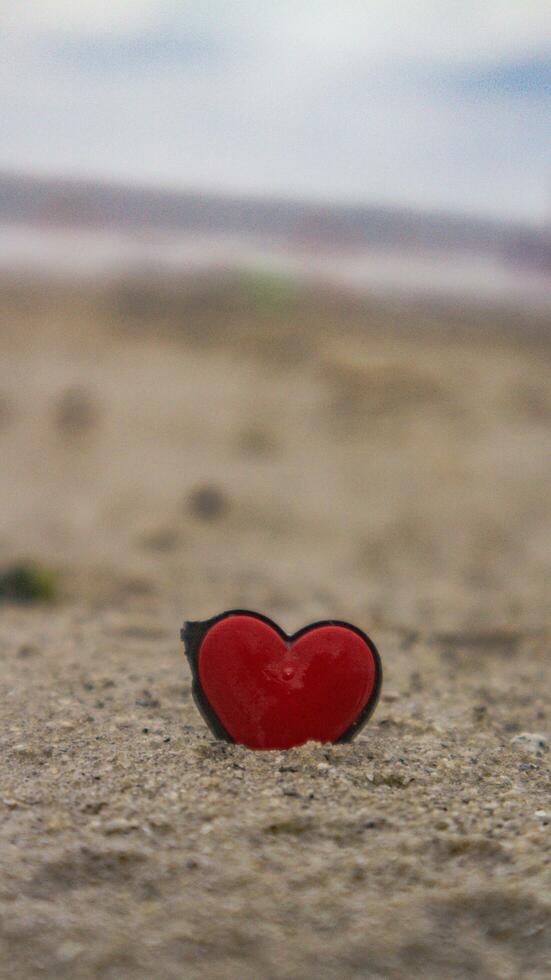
[1,0,550,626]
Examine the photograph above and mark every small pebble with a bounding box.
[510,733,549,753]
[101,818,138,835]
[54,386,99,434]
[382,691,400,703]
[187,484,229,521]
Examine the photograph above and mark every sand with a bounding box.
[0,281,550,978]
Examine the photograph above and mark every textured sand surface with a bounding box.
[0,284,550,978]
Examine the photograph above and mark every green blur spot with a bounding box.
[0,563,58,604]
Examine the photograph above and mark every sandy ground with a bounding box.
[0,280,550,979]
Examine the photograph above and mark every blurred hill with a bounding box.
[1,172,550,309]
[0,170,541,249]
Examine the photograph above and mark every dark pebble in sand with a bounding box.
[136,689,160,709]
[187,484,229,521]
[54,386,100,434]
[17,644,39,658]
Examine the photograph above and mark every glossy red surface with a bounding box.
[198,615,378,749]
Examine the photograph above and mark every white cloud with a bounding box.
[5,1,551,57]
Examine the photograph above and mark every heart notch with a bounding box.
[181,610,382,750]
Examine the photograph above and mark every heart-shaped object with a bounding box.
[181,610,382,750]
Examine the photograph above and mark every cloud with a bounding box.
[47,30,226,72]
[449,55,551,98]
[5,1,551,58]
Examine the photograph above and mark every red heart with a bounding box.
[183,612,381,750]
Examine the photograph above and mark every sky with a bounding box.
[1,1,550,222]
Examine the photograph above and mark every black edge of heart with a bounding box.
[181,609,383,746]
